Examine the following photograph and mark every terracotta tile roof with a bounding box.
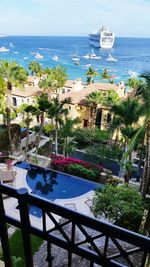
[11,86,42,98]
[59,82,119,104]
[64,80,75,88]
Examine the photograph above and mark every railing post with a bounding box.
[0,190,12,267]
[17,188,33,267]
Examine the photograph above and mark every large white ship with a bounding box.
[88,26,115,49]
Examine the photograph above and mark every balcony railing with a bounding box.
[0,183,150,267]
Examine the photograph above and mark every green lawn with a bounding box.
[1,229,43,267]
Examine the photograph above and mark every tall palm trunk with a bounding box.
[141,121,150,197]
[35,112,44,156]
[6,81,12,154]
[25,115,30,159]
[55,123,58,154]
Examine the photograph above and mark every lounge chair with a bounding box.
[64,203,77,211]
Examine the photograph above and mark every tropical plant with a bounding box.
[52,65,67,93]
[92,184,144,231]
[51,154,103,175]
[0,76,7,122]
[67,163,96,181]
[47,96,71,154]
[100,68,111,83]
[86,91,104,127]
[86,89,120,127]
[28,61,43,77]
[86,143,123,161]
[33,93,50,155]
[22,104,36,158]
[39,65,67,95]
[38,74,58,95]
[125,74,150,196]
[74,127,109,149]
[125,77,144,93]
[85,66,98,84]
[111,97,143,150]
[0,60,27,153]
[59,117,79,156]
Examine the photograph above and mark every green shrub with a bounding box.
[74,128,109,149]
[67,164,96,181]
[92,185,144,232]
[86,143,123,161]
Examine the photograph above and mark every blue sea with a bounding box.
[0,36,150,82]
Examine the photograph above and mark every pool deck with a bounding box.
[3,166,95,231]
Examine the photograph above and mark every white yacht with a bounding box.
[52,55,59,61]
[10,43,14,47]
[83,49,101,60]
[35,53,43,59]
[72,47,80,63]
[88,26,115,48]
[0,46,9,52]
[106,54,118,62]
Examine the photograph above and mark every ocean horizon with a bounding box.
[0,36,150,82]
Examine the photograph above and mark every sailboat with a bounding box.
[72,47,80,64]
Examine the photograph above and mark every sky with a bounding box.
[0,0,150,37]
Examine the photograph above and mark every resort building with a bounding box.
[11,85,41,108]
[59,82,125,129]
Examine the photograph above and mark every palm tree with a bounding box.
[86,89,120,128]
[59,117,79,156]
[101,69,111,83]
[111,97,143,149]
[136,74,150,196]
[86,91,104,127]
[125,77,144,93]
[0,60,27,153]
[52,65,67,93]
[85,67,98,84]
[33,93,50,155]
[47,96,71,154]
[0,76,7,122]
[28,61,43,77]
[23,105,36,158]
[39,65,67,95]
[111,97,143,179]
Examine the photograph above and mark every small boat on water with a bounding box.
[0,46,9,52]
[35,53,43,59]
[72,47,80,63]
[106,54,117,62]
[10,43,14,47]
[83,49,101,59]
[13,51,18,54]
[74,61,80,66]
[72,56,80,63]
[127,70,138,78]
[52,55,59,61]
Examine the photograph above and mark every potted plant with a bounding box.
[5,159,13,170]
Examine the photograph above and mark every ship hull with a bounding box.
[89,27,115,49]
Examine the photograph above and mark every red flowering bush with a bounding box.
[50,154,103,181]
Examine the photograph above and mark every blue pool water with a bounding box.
[15,161,99,200]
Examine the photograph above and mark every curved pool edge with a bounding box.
[15,161,103,201]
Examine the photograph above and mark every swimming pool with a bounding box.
[15,161,99,200]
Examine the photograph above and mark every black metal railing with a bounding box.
[0,183,150,267]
